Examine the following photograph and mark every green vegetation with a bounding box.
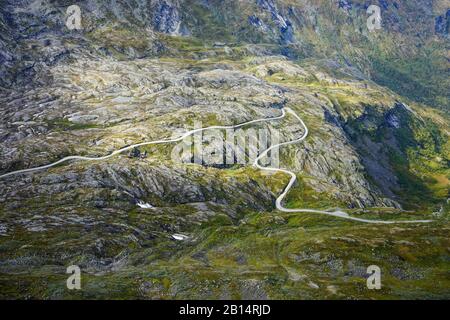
[1,204,448,299]
[1,0,449,299]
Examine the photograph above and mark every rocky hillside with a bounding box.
[0,0,449,299]
[1,0,449,108]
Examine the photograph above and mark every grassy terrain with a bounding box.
[1,0,449,298]
[1,204,449,299]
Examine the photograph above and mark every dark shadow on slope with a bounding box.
[325,102,445,211]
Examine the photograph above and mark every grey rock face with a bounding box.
[338,0,352,11]
[435,11,450,35]
[256,0,295,43]
[248,15,267,31]
[153,0,182,35]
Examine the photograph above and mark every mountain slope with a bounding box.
[0,0,448,299]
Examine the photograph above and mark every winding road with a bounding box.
[254,108,432,224]
[0,107,433,224]
[0,110,286,179]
